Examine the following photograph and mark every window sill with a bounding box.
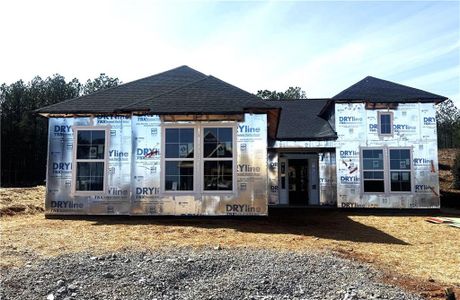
[73,191,106,197]
[202,190,236,195]
[362,191,414,196]
[161,190,236,196]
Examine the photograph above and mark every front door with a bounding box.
[288,159,309,205]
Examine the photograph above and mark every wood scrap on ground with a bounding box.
[426,217,460,229]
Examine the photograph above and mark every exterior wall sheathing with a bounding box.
[335,102,440,208]
[45,114,268,216]
[46,102,441,213]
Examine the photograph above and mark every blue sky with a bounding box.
[1,1,459,106]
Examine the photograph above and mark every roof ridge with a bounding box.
[332,77,367,99]
[268,98,331,102]
[333,75,447,100]
[36,65,206,112]
[118,75,212,111]
[366,76,446,98]
[207,75,261,100]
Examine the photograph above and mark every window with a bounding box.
[361,147,412,194]
[73,128,108,194]
[164,128,194,191]
[389,149,411,192]
[378,112,393,136]
[203,127,233,191]
[162,124,236,194]
[362,149,384,193]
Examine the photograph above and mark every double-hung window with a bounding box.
[389,149,411,192]
[164,128,195,191]
[361,147,412,194]
[162,124,235,193]
[73,128,109,194]
[203,127,233,191]
[362,149,385,193]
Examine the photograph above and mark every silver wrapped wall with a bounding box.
[319,151,337,206]
[45,113,268,216]
[335,102,440,208]
[45,102,441,213]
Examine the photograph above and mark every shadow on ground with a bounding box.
[56,208,415,245]
[441,191,460,209]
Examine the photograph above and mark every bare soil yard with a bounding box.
[1,206,459,298]
[0,186,45,216]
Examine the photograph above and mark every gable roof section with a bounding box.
[333,76,448,103]
[36,66,208,114]
[269,99,337,140]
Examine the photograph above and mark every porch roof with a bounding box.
[269,99,337,140]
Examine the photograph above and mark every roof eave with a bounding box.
[331,97,448,103]
[275,135,338,141]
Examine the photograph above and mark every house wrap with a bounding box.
[36,66,447,216]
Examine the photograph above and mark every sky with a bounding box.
[1,1,459,107]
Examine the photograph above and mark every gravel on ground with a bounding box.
[0,248,423,300]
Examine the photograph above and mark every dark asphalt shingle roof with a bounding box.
[121,75,273,114]
[36,66,270,114]
[269,99,336,140]
[37,66,207,113]
[332,76,448,103]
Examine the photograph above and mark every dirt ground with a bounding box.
[0,186,45,216]
[1,149,459,299]
[438,148,460,208]
[438,149,458,190]
[1,208,460,299]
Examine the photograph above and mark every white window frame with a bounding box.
[201,123,237,195]
[72,126,110,196]
[161,124,198,194]
[360,146,413,195]
[377,111,393,137]
[388,147,413,193]
[360,147,385,195]
[160,122,237,195]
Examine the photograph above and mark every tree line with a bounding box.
[1,74,120,187]
[1,76,459,187]
[436,99,460,148]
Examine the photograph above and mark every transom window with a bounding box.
[73,128,108,194]
[378,112,393,136]
[361,147,412,194]
[162,124,236,193]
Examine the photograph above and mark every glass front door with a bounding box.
[288,159,309,206]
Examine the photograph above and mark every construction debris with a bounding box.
[426,217,460,229]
